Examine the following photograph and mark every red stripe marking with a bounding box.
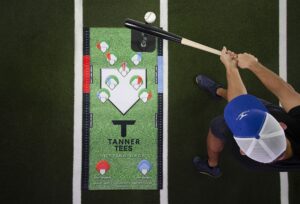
[83,55,90,93]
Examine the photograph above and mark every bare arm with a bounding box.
[237,53,300,112]
[220,47,247,101]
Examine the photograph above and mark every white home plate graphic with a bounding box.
[101,68,146,114]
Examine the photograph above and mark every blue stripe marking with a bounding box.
[158,56,163,93]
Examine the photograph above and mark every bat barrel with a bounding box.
[124,18,221,56]
[124,18,182,43]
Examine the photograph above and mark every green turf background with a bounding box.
[88,28,158,190]
[1,0,74,203]
[1,0,300,203]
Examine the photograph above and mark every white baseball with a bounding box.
[144,12,156,24]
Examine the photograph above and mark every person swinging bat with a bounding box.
[125,18,300,175]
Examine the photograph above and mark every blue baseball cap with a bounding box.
[224,94,286,163]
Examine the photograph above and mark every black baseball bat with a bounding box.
[124,18,221,55]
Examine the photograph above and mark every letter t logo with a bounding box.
[112,120,136,137]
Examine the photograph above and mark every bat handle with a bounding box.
[181,38,221,56]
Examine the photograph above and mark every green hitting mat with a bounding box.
[82,28,163,190]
